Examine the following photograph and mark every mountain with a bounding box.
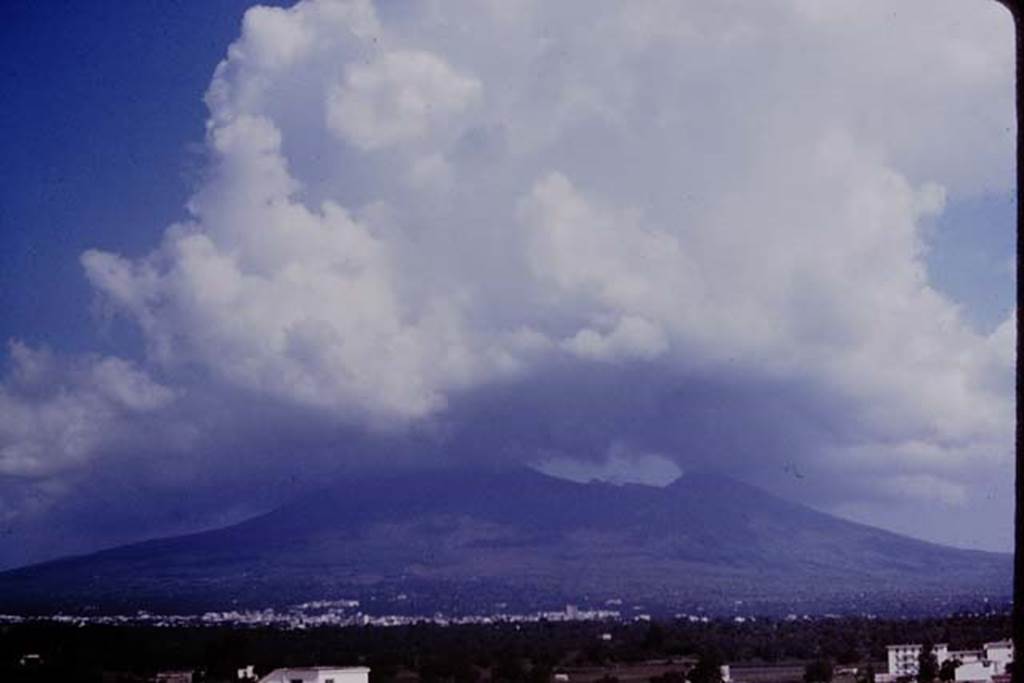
[0,469,1011,616]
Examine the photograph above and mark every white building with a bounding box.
[258,667,370,683]
[154,673,193,683]
[947,640,1014,683]
[983,640,1013,674]
[881,639,1012,683]
[887,643,949,678]
[948,651,983,665]
[19,654,43,668]
[954,660,1001,683]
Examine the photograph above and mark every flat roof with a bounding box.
[271,667,371,672]
[887,644,948,649]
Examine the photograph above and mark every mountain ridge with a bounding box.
[0,467,1010,616]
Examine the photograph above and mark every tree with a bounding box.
[493,655,527,682]
[689,649,724,683]
[938,659,959,682]
[857,663,876,683]
[453,655,481,683]
[916,643,938,683]
[528,660,552,683]
[837,645,861,665]
[804,659,834,683]
[650,672,688,683]
[643,622,667,651]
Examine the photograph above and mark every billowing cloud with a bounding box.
[1,0,1015,563]
[0,342,175,479]
[534,441,683,487]
[0,341,182,556]
[327,50,481,150]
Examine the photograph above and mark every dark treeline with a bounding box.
[0,612,1011,683]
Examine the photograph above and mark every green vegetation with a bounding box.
[803,659,834,683]
[0,612,1010,683]
[687,649,724,683]
[916,642,938,683]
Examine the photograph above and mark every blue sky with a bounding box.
[0,0,1015,567]
[1,1,284,354]
[927,193,1015,332]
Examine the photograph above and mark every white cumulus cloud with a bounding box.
[327,50,481,150]
[0,342,175,479]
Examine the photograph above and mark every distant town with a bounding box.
[0,601,625,630]
[0,600,1010,631]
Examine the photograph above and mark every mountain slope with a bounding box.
[0,469,1010,615]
